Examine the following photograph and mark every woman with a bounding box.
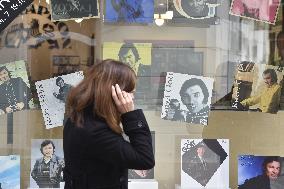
[63,59,155,189]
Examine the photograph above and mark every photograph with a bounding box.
[232,61,284,114]
[168,0,220,26]
[161,72,214,125]
[103,42,152,108]
[35,72,84,129]
[0,60,33,115]
[104,0,154,23]
[229,0,281,24]
[30,139,64,188]
[0,155,20,189]
[50,0,99,21]
[238,155,284,189]
[181,139,229,188]
[128,131,155,179]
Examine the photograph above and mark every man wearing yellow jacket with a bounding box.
[241,69,281,114]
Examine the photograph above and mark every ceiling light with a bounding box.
[75,19,83,23]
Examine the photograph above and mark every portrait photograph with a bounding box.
[238,155,284,189]
[128,131,155,180]
[0,155,20,189]
[104,0,154,23]
[168,0,220,27]
[103,42,152,108]
[0,60,34,115]
[50,0,99,21]
[231,61,284,114]
[181,139,229,188]
[30,139,64,189]
[229,0,281,24]
[35,72,84,129]
[161,72,214,125]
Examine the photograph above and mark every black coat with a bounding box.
[238,175,270,189]
[63,109,155,189]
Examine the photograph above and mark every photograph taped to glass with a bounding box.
[161,72,214,125]
[238,155,284,189]
[229,0,281,24]
[35,71,84,129]
[181,139,229,188]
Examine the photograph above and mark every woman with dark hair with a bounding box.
[63,59,155,189]
[239,156,282,189]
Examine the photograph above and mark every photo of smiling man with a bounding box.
[161,72,214,125]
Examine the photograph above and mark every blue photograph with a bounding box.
[105,0,154,23]
[238,155,284,188]
[0,155,20,189]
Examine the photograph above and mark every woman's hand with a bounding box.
[111,84,134,114]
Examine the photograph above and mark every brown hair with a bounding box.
[66,59,136,134]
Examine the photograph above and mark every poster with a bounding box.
[30,139,64,188]
[232,61,284,114]
[104,0,154,23]
[161,72,214,125]
[50,0,99,21]
[0,155,20,189]
[35,71,84,129]
[230,0,281,24]
[181,139,229,188]
[0,60,33,115]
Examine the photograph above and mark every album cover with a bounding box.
[230,0,281,24]
[35,72,84,129]
[104,0,154,23]
[0,60,33,115]
[181,139,229,188]
[168,0,220,27]
[231,61,284,114]
[0,155,20,189]
[238,155,284,188]
[30,139,64,188]
[161,72,214,125]
[50,0,99,21]
[128,131,155,179]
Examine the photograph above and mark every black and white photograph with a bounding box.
[0,60,33,115]
[168,0,220,26]
[50,0,99,21]
[35,72,84,129]
[181,139,229,188]
[232,61,284,114]
[161,72,214,125]
[128,131,155,180]
[30,139,64,188]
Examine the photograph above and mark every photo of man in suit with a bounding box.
[0,66,31,114]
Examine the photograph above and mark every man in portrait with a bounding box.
[163,98,185,121]
[240,69,281,113]
[111,0,145,22]
[0,66,31,114]
[31,140,65,188]
[181,0,210,18]
[53,77,72,103]
[182,141,220,186]
[239,156,282,189]
[179,77,210,125]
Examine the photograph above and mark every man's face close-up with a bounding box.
[0,69,10,83]
[42,143,54,158]
[263,73,273,87]
[197,146,205,157]
[181,85,206,113]
[266,161,280,180]
[122,49,138,73]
